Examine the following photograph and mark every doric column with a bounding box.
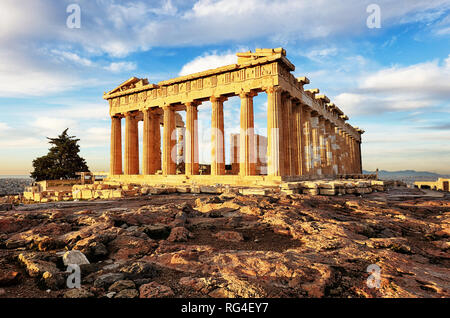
[310,113,321,176]
[334,126,342,174]
[230,134,239,174]
[319,117,327,176]
[110,116,122,175]
[325,120,334,176]
[185,102,199,175]
[142,109,152,175]
[352,137,358,174]
[124,112,139,175]
[347,134,354,174]
[162,106,176,175]
[349,137,355,174]
[281,93,293,176]
[302,107,313,175]
[152,111,162,172]
[340,131,346,174]
[239,91,256,176]
[329,123,338,175]
[211,96,226,175]
[293,102,303,176]
[177,127,185,165]
[358,140,362,174]
[266,86,284,176]
[339,129,347,174]
[343,132,350,174]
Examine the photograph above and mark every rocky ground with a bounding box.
[0,186,448,298]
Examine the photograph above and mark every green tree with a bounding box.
[30,129,89,181]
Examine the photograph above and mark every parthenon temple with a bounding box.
[103,48,364,186]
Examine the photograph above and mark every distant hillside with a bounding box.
[363,170,448,180]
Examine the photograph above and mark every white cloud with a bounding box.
[104,61,137,73]
[0,122,10,133]
[2,0,448,59]
[80,127,110,147]
[50,50,94,67]
[32,117,77,136]
[299,47,338,62]
[360,59,450,95]
[179,52,237,76]
[0,137,46,149]
[334,55,450,115]
[50,103,109,120]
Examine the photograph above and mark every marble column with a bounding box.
[325,120,334,176]
[240,91,256,176]
[343,132,350,174]
[330,124,338,175]
[339,128,348,174]
[124,112,139,175]
[110,116,122,175]
[319,117,327,176]
[302,107,313,175]
[357,140,362,174]
[266,86,283,176]
[142,109,153,175]
[185,102,199,175]
[347,134,354,174]
[162,106,176,175]
[211,96,226,176]
[152,111,162,172]
[310,114,321,176]
[281,93,293,176]
[293,102,303,176]
[177,127,185,165]
[230,134,240,174]
[351,137,359,173]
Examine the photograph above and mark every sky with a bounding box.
[0,0,449,175]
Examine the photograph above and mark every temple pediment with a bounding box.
[105,77,150,96]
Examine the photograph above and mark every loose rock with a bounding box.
[139,282,174,298]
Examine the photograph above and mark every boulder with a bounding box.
[108,235,155,260]
[18,253,59,278]
[167,227,194,242]
[213,231,244,242]
[0,271,21,287]
[143,224,171,240]
[119,261,159,280]
[108,280,136,292]
[139,282,174,298]
[62,250,90,266]
[41,271,65,290]
[93,273,125,289]
[64,288,94,298]
[115,289,139,298]
[239,188,269,196]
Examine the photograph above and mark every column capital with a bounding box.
[210,95,228,103]
[264,86,283,95]
[310,110,320,117]
[302,106,312,114]
[185,101,201,108]
[124,111,138,118]
[239,90,257,98]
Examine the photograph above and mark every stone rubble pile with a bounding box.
[21,179,404,203]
